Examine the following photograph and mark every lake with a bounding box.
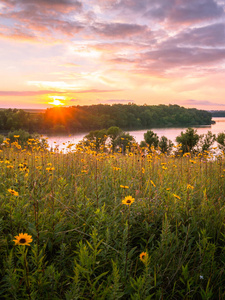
[45,117,225,151]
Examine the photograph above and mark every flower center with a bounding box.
[126,200,131,203]
[19,238,26,244]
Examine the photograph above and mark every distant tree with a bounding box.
[107,126,122,152]
[144,130,159,149]
[139,140,147,148]
[158,136,173,154]
[216,132,225,150]
[176,128,200,153]
[198,131,216,152]
[84,129,107,151]
[115,132,135,153]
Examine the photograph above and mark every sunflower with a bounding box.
[13,233,33,246]
[122,195,135,206]
[8,189,19,196]
[140,251,149,263]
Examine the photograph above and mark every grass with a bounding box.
[1,138,225,299]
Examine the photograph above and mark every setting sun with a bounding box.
[52,99,63,106]
[48,96,65,106]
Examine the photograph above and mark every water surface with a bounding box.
[45,117,225,150]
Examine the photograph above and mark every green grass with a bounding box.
[1,140,225,299]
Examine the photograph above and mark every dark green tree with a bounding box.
[107,126,122,152]
[216,132,225,150]
[176,128,200,153]
[199,131,215,152]
[144,130,159,149]
[158,136,173,154]
[115,132,134,153]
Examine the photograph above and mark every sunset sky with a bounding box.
[1,0,225,109]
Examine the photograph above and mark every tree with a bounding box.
[176,128,200,153]
[158,136,173,154]
[107,126,122,152]
[144,130,159,149]
[198,131,215,152]
[115,132,135,153]
[84,129,107,151]
[216,132,225,150]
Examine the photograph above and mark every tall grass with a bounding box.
[0,138,225,299]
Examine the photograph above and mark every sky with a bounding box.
[1,0,225,110]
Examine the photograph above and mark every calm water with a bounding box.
[46,117,225,150]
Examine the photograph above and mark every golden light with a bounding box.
[48,96,65,106]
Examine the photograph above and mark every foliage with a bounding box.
[1,130,225,299]
[216,132,225,150]
[158,136,173,154]
[198,131,216,152]
[176,128,200,153]
[0,104,212,133]
[144,130,159,149]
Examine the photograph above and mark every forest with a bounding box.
[0,104,212,133]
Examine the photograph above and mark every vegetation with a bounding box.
[1,129,225,299]
[0,104,212,133]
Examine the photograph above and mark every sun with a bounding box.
[48,96,65,106]
[52,99,63,106]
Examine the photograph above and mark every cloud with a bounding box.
[0,88,123,96]
[165,23,225,47]
[91,22,149,38]
[104,99,134,103]
[182,99,225,106]
[0,0,84,40]
[0,90,65,96]
[146,0,224,25]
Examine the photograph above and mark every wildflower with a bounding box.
[122,195,135,206]
[120,185,129,189]
[187,184,194,190]
[173,193,181,200]
[150,180,156,188]
[46,167,55,172]
[129,152,133,156]
[14,135,20,138]
[200,275,204,280]
[162,166,167,170]
[8,189,19,196]
[139,252,149,264]
[142,167,145,174]
[13,233,33,246]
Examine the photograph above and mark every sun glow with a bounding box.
[48,96,65,106]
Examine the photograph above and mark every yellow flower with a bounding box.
[14,135,20,138]
[8,189,19,196]
[13,233,33,246]
[122,195,135,206]
[173,193,181,200]
[187,184,194,190]
[46,167,55,172]
[129,152,133,156]
[142,167,145,174]
[150,180,156,188]
[120,185,129,189]
[139,252,149,264]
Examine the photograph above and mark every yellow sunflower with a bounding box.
[13,233,33,246]
[8,189,19,196]
[139,251,149,263]
[122,195,135,206]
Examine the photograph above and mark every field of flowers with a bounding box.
[1,137,225,299]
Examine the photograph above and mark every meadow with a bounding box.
[1,137,225,299]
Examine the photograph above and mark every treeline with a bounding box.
[210,110,225,117]
[0,104,212,133]
[83,127,225,154]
